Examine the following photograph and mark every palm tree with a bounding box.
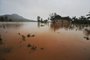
[86,12,90,20]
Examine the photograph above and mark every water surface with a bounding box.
[0,22,90,60]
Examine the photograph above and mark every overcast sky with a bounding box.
[0,0,90,20]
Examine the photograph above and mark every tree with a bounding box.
[41,18,43,22]
[79,16,87,20]
[49,13,57,20]
[37,16,41,22]
[49,13,61,21]
[86,12,90,20]
[72,16,78,21]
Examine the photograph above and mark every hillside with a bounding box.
[0,14,36,22]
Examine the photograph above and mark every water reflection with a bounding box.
[37,21,90,32]
[0,22,23,29]
[0,22,90,31]
[37,22,49,28]
[0,22,90,60]
[49,21,90,31]
[83,29,90,40]
[0,47,12,60]
[84,29,90,36]
[50,21,71,31]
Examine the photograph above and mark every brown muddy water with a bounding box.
[0,22,90,60]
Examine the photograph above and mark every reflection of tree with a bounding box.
[37,22,41,28]
[86,12,90,20]
[50,21,71,31]
[37,21,49,28]
[37,20,90,31]
[84,29,90,36]
[50,21,90,31]
[83,29,90,40]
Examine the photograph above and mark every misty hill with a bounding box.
[0,14,36,22]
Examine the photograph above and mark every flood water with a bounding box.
[0,22,90,60]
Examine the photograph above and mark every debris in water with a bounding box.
[40,48,44,50]
[22,35,25,41]
[27,34,31,37]
[18,33,21,35]
[31,46,37,50]
[84,37,89,40]
[27,44,32,47]
[31,34,35,37]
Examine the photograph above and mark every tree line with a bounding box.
[37,12,90,24]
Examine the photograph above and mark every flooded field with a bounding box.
[0,22,90,60]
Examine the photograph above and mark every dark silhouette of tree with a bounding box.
[37,16,41,22]
[41,18,43,22]
[72,15,90,24]
[61,16,71,21]
[44,20,48,23]
[54,15,61,20]
[72,16,78,21]
[49,13,56,20]
[49,13,61,22]
[86,12,90,20]
[79,16,87,20]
